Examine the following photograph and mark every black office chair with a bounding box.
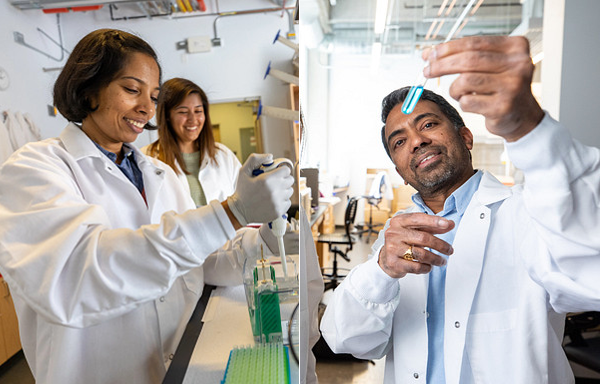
[317,196,359,291]
[563,312,600,374]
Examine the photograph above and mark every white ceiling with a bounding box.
[307,0,543,56]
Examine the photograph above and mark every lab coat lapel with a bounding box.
[60,124,159,213]
[443,172,512,384]
[134,150,166,214]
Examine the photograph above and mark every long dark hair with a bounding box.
[147,78,217,175]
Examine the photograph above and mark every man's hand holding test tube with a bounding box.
[401,0,478,115]
[403,0,544,142]
[421,35,544,142]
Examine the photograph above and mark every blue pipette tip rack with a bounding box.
[401,85,424,115]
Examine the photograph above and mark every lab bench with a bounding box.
[163,268,299,383]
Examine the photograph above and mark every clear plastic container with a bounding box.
[243,254,299,344]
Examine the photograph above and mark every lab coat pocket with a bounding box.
[181,267,203,295]
[465,308,520,383]
[467,307,517,333]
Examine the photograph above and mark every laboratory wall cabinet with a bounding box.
[0,278,22,366]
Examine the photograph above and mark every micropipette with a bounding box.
[269,214,289,278]
[252,158,294,278]
[401,0,478,115]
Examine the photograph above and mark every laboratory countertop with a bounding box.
[163,266,299,384]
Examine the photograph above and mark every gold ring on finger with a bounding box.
[402,245,418,262]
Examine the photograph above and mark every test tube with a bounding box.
[401,73,428,115]
[401,0,478,115]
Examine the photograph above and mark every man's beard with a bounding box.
[409,145,470,196]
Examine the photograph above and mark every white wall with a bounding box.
[0,2,69,138]
[1,0,298,159]
[542,0,600,148]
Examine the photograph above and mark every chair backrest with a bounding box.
[344,197,359,243]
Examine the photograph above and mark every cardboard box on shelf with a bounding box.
[364,205,391,227]
[321,204,335,234]
[392,184,417,213]
[300,187,312,222]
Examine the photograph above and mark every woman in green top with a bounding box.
[144,78,298,272]
[144,77,241,207]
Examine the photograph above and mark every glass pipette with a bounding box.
[401,0,478,115]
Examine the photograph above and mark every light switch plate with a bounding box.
[187,36,211,53]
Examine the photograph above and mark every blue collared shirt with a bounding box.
[93,142,145,194]
[411,170,483,384]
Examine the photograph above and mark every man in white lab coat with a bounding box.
[320,36,600,383]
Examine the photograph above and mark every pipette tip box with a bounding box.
[221,342,291,384]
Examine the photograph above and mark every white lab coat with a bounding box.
[0,123,249,384]
[141,141,241,204]
[142,142,270,286]
[299,204,324,384]
[15,111,41,143]
[0,117,13,164]
[4,109,29,151]
[321,113,600,384]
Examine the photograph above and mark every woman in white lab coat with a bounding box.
[143,77,240,207]
[0,29,293,384]
[143,78,298,279]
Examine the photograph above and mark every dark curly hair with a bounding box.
[380,87,465,159]
[53,29,162,127]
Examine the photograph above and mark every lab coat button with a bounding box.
[155,170,163,175]
[455,321,461,328]
[480,213,485,219]
[169,354,174,360]
[413,373,419,379]
[159,296,165,302]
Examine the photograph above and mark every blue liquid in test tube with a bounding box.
[401,0,478,115]
[401,85,424,115]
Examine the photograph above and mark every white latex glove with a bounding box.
[259,223,300,255]
[227,153,294,226]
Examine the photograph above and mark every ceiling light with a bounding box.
[445,0,457,16]
[432,19,445,39]
[471,0,484,15]
[445,0,478,42]
[425,20,438,40]
[437,0,450,16]
[374,0,389,34]
[371,41,382,71]
[455,17,469,36]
